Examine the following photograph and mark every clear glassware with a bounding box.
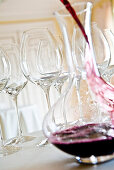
[54,1,93,123]
[54,72,69,95]
[20,28,62,110]
[102,29,114,84]
[72,22,110,77]
[72,21,111,123]
[55,2,111,123]
[43,1,114,165]
[91,23,111,75]
[53,36,70,95]
[0,47,18,157]
[104,29,114,67]
[0,48,10,92]
[43,74,114,165]
[0,43,36,148]
[20,28,63,146]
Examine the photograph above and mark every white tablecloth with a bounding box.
[0,131,114,170]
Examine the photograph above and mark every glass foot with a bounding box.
[4,135,36,146]
[37,138,49,147]
[76,154,114,164]
[0,145,21,157]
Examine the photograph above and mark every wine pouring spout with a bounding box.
[54,2,93,76]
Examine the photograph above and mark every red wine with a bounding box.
[49,123,114,157]
[59,0,114,123]
[60,0,89,44]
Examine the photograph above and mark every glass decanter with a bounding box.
[43,1,114,165]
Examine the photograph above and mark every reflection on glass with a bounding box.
[1,44,35,151]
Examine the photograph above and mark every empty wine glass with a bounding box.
[102,29,114,84]
[0,43,36,149]
[53,36,70,95]
[72,22,111,81]
[20,28,62,110]
[0,48,10,92]
[20,28,63,146]
[71,22,111,123]
[72,22,111,75]
[104,29,114,66]
[0,47,18,157]
[91,23,111,75]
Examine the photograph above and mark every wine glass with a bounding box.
[0,48,10,92]
[20,28,62,110]
[71,22,111,78]
[72,22,111,82]
[53,35,70,95]
[20,28,63,146]
[101,29,114,84]
[91,23,111,75]
[71,22,111,123]
[104,29,114,66]
[0,47,18,157]
[0,43,36,148]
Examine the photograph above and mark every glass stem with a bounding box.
[12,95,22,138]
[43,86,56,124]
[43,86,51,110]
[54,83,62,95]
[0,125,4,146]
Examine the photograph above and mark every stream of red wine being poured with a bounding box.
[59,0,114,124]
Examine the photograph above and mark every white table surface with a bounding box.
[0,131,114,170]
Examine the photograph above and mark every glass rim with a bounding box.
[53,1,93,17]
[22,27,50,36]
